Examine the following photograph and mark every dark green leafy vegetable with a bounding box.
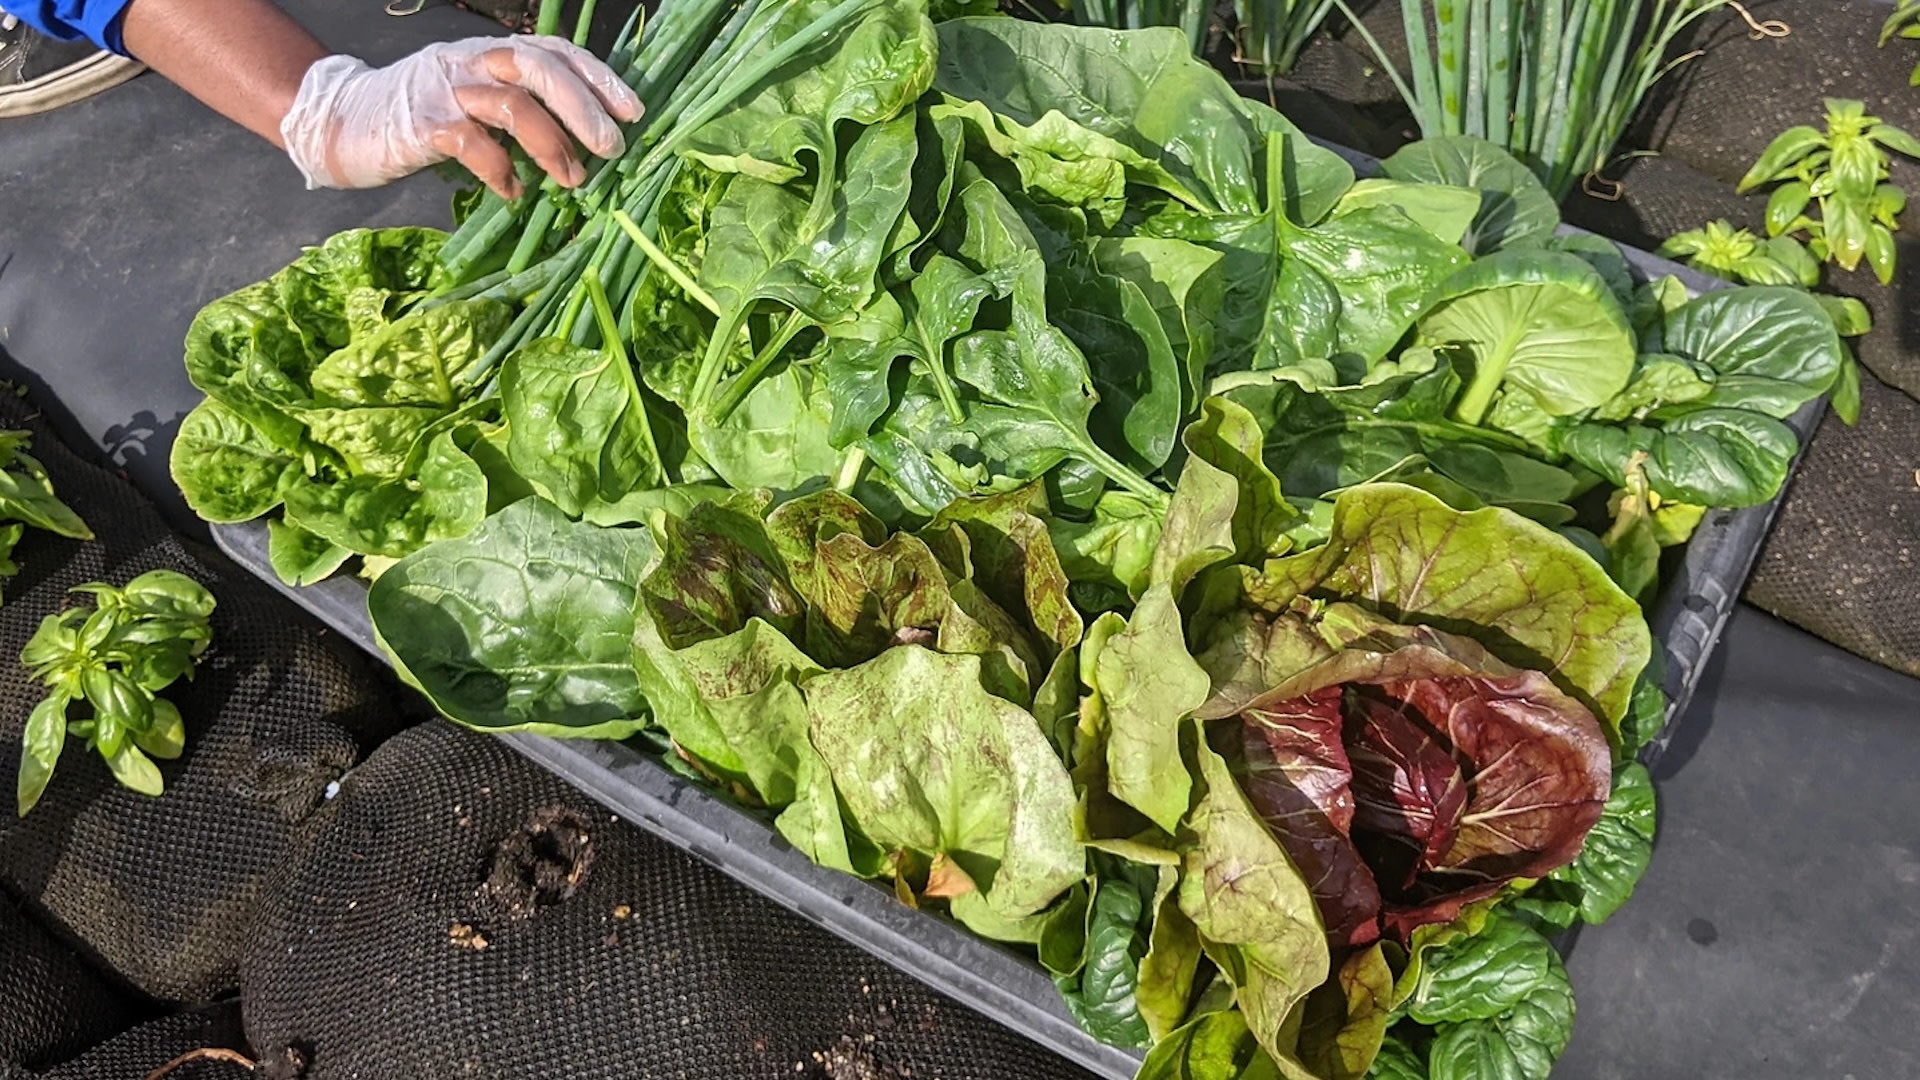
[368,496,658,737]
[1380,136,1560,254]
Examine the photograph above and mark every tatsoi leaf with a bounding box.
[1405,915,1563,1025]
[1544,762,1656,924]
[368,497,657,737]
[1279,206,1470,369]
[1055,877,1153,1048]
[1251,484,1650,728]
[1291,943,1396,1080]
[802,646,1083,922]
[1180,733,1329,1058]
[677,0,936,181]
[1100,584,1210,834]
[1334,179,1483,248]
[1136,1009,1283,1080]
[266,519,352,588]
[1425,948,1575,1080]
[1380,135,1561,253]
[1661,286,1846,413]
[169,399,299,523]
[1561,408,1799,509]
[501,337,664,517]
[1416,249,1636,425]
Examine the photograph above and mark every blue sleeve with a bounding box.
[0,0,138,56]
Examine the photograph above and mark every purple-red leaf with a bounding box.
[1241,687,1383,948]
[1229,604,1612,943]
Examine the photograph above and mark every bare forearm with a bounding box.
[118,0,328,148]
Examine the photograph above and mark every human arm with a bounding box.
[3,0,642,199]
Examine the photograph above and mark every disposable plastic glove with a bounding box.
[280,36,643,200]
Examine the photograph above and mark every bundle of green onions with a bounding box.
[1339,0,1762,198]
[424,0,880,387]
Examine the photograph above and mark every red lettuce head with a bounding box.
[1201,602,1613,947]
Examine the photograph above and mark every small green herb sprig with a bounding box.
[0,429,92,602]
[1882,0,1920,87]
[17,571,216,816]
[1738,99,1920,284]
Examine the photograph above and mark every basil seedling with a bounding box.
[1739,99,1920,285]
[16,570,215,816]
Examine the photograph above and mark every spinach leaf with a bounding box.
[502,336,664,516]
[1334,179,1483,248]
[1278,205,1470,370]
[821,254,1004,447]
[1380,136,1560,253]
[367,497,657,737]
[689,362,843,494]
[943,177,1163,502]
[1415,250,1636,427]
[689,115,920,415]
[678,0,936,183]
[1055,876,1154,1048]
[1092,236,1227,403]
[1049,252,1185,472]
[934,19,1350,218]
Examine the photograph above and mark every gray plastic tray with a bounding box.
[209,149,1824,1079]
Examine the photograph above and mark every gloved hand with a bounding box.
[279,36,643,200]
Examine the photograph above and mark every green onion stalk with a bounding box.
[429,0,884,389]
[1338,0,1749,198]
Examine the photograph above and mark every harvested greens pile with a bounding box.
[167,2,1850,1077]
